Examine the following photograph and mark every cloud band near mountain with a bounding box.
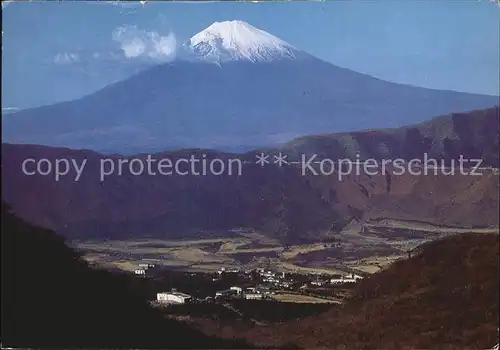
[111,25,177,60]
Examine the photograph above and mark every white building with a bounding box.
[138,263,155,269]
[215,289,237,298]
[245,293,263,300]
[256,287,272,295]
[157,292,192,304]
[346,273,363,281]
[263,277,278,283]
[262,271,275,278]
[230,286,243,294]
[331,278,356,284]
[330,273,363,284]
[135,263,157,276]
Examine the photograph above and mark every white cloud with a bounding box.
[112,25,176,61]
[149,32,177,58]
[54,52,80,65]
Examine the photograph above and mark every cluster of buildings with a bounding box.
[256,269,292,288]
[255,269,363,287]
[156,284,278,305]
[213,267,240,281]
[215,286,242,299]
[303,273,363,288]
[242,286,274,299]
[329,273,364,284]
[134,263,156,276]
[147,264,365,306]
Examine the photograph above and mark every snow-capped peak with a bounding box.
[185,20,301,63]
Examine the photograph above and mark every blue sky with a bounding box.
[2,0,499,109]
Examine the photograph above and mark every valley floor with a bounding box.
[75,221,499,276]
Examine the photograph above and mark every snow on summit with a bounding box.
[186,20,301,63]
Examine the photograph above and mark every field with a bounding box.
[75,222,499,275]
[272,293,339,304]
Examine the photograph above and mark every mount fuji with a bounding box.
[184,20,304,63]
[2,20,498,153]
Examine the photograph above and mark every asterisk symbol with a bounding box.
[273,152,288,167]
[256,153,270,167]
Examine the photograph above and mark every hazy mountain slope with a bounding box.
[362,171,500,227]
[244,233,499,349]
[2,21,498,153]
[303,167,500,229]
[1,203,251,348]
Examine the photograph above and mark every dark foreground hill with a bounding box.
[1,204,251,349]
[241,233,499,349]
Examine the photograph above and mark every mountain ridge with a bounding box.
[2,107,498,242]
[2,20,498,153]
[3,58,497,153]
